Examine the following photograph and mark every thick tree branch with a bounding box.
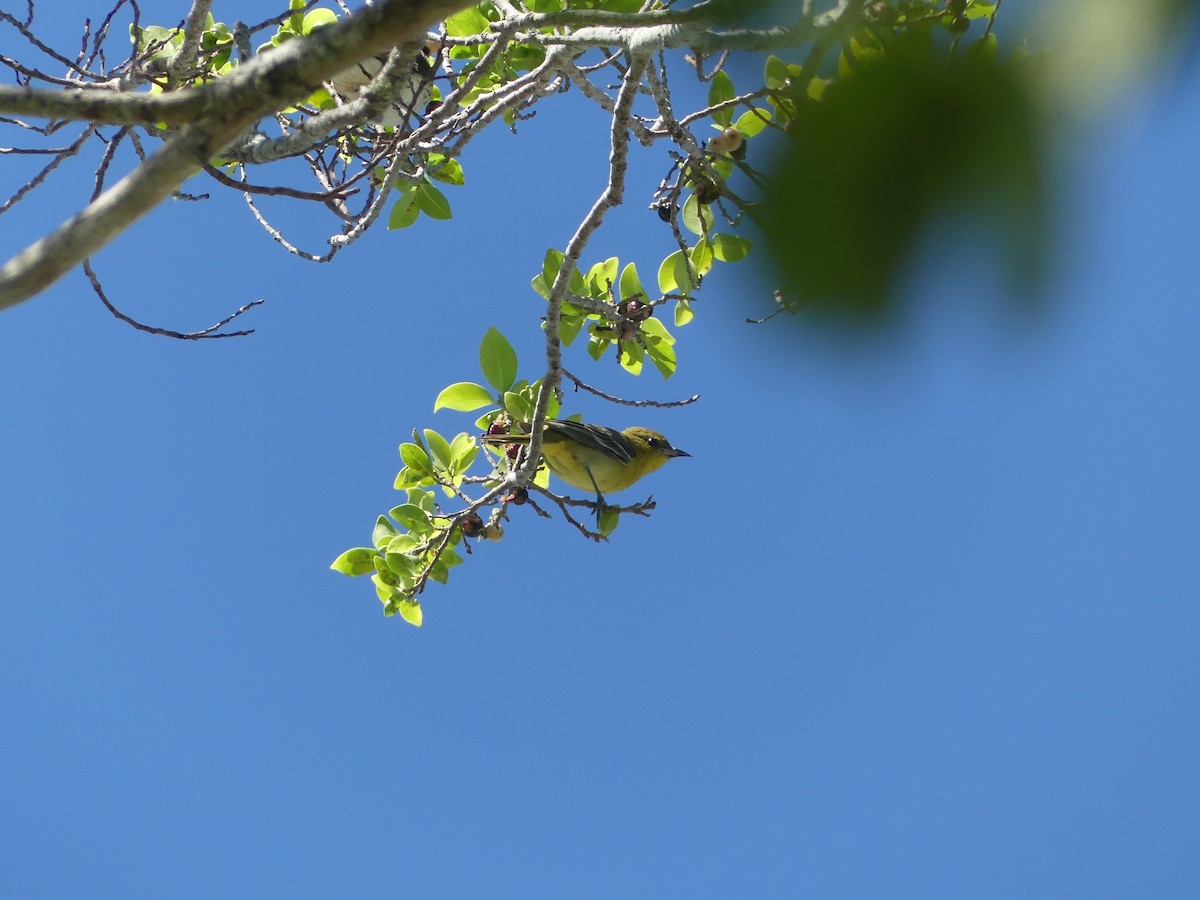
[0,0,472,312]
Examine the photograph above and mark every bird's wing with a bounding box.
[544,420,637,464]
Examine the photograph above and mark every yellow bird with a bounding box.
[485,419,689,509]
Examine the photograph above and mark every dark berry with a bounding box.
[459,513,484,537]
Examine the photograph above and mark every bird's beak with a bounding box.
[667,446,690,458]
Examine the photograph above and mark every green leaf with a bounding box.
[640,315,676,347]
[674,297,694,327]
[733,107,771,138]
[711,233,753,262]
[373,574,400,604]
[423,430,452,471]
[393,467,421,489]
[399,442,435,479]
[657,250,695,295]
[587,335,609,361]
[560,311,585,347]
[389,503,433,533]
[586,257,619,297]
[682,193,716,236]
[708,70,735,126]
[968,32,999,62]
[426,154,465,186]
[386,532,422,554]
[301,8,337,34]
[643,319,678,379]
[434,382,494,412]
[691,237,714,277]
[597,507,620,536]
[331,547,378,576]
[619,340,644,375]
[764,54,790,92]
[445,6,491,36]
[449,432,478,470]
[618,262,646,304]
[536,248,565,299]
[764,52,1045,316]
[387,183,420,230]
[372,516,398,549]
[429,547,464,585]
[408,488,436,515]
[396,599,423,627]
[503,391,532,423]
[479,327,518,392]
[416,182,452,220]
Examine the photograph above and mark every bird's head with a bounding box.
[623,427,690,460]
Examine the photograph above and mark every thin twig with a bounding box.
[83,258,263,338]
[562,368,700,407]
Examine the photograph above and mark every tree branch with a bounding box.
[0,0,473,313]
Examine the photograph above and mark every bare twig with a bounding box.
[562,368,700,408]
[83,259,264,338]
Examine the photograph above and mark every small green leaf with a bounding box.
[764,54,790,92]
[426,154,465,185]
[388,183,420,230]
[682,193,716,236]
[408,488,437,515]
[389,503,433,533]
[449,433,478,469]
[424,429,453,470]
[619,340,645,375]
[597,508,620,536]
[968,32,999,61]
[691,237,714,277]
[503,391,532,423]
[301,8,337,34]
[641,321,678,377]
[434,382,494,412]
[330,547,378,576]
[536,248,565,299]
[733,108,771,138]
[619,262,646,304]
[393,467,421,489]
[708,70,735,126]
[416,182,452,220]
[675,297,694,327]
[373,574,400,604]
[560,311,585,347]
[399,443,435,479]
[640,316,675,347]
[587,257,619,297]
[429,547,464,585]
[445,6,491,36]
[711,233,753,263]
[587,335,609,361]
[657,250,695,295]
[479,327,518,392]
[372,516,398,548]
[397,598,423,627]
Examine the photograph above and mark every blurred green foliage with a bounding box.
[763,48,1045,319]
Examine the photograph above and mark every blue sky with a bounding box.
[1,3,1198,898]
